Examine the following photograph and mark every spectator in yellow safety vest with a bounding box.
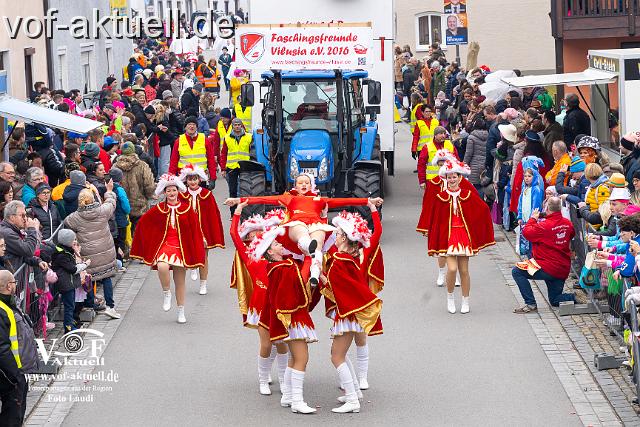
[213,108,233,152]
[233,96,252,132]
[220,118,255,215]
[168,116,218,189]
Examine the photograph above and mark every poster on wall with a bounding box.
[110,0,128,17]
[444,0,468,45]
[234,23,373,70]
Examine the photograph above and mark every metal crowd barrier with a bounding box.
[14,223,65,338]
[625,278,640,402]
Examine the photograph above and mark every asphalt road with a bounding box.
[62,118,582,426]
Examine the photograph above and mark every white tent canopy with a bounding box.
[0,95,102,133]
[501,69,617,88]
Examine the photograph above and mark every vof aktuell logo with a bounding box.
[35,328,107,367]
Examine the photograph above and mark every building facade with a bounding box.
[395,0,556,74]
[47,0,134,94]
[0,1,49,99]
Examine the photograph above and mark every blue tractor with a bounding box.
[238,69,384,219]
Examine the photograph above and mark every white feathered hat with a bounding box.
[238,214,266,240]
[431,149,456,166]
[438,159,471,178]
[263,208,287,227]
[331,210,373,248]
[155,174,186,196]
[247,226,286,262]
[178,163,208,182]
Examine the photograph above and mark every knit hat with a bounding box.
[609,187,631,202]
[569,156,585,173]
[162,90,174,100]
[103,103,115,112]
[57,229,77,247]
[109,167,123,183]
[608,173,627,189]
[142,69,153,79]
[65,162,80,177]
[70,170,86,186]
[84,142,100,158]
[501,108,520,121]
[184,116,198,127]
[35,182,51,195]
[525,130,541,142]
[331,211,373,248]
[433,126,447,136]
[220,108,232,119]
[231,118,243,126]
[192,83,203,92]
[144,105,156,115]
[121,141,135,155]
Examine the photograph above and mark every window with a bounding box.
[0,51,10,95]
[24,48,34,100]
[157,0,164,20]
[415,12,446,52]
[80,43,96,94]
[106,40,114,76]
[56,47,68,90]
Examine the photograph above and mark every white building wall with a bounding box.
[395,0,555,73]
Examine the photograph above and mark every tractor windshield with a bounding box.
[282,80,339,133]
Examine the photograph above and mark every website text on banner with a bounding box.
[234,23,373,70]
[444,0,468,46]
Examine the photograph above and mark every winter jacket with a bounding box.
[64,192,117,281]
[21,184,36,207]
[523,211,575,280]
[431,70,446,100]
[62,183,86,216]
[28,198,62,241]
[87,174,107,199]
[156,117,177,147]
[113,184,131,228]
[114,154,155,218]
[0,220,41,273]
[135,145,157,177]
[545,153,572,186]
[80,154,98,172]
[517,183,543,222]
[169,110,185,138]
[584,175,610,213]
[180,90,200,118]
[463,129,488,185]
[130,101,159,136]
[542,122,563,155]
[170,79,183,99]
[30,138,65,187]
[555,171,589,205]
[51,244,85,293]
[563,107,591,146]
[0,294,21,382]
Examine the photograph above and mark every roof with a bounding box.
[500,69,617,88]
[261,70,369,80]
[0,95,102,133]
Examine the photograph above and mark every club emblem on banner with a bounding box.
[240,33,266,64]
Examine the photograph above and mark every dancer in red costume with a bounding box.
[178,164,225,295]
[417,149,474,288]
[427,159,495,314]
[230,201,289,396]
[130,174,206,323]
[321,202,383,414]
[224,174,383,285]
[249,226,317,415]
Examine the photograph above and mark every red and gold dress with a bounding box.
[179,187,225,249]
[230,214,269,328]
[130,201,206,269]
[322,211,384,336]
[426,185,495,257]
[260,258,317,343]
[416,175,474,235]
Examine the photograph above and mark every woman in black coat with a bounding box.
[28,183,62,240]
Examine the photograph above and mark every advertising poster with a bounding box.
[444,0,468,45]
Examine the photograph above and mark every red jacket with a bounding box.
[168,133,218,179]
[523,211,575,280]
[99,148,112,173]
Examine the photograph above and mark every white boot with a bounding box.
[344,357,363,399]
[447,293,456,314]
[310,258,321,286]
[162,290,172,312]
[461,296,470,314]
[333,362,361,413]
[190,269,198,281]
[258,356,272,395]
[290,369,316,414]
[356,344,369,390]
[176,306,186,323]
[267,346,277,384]
[199,280,207,295]
[436,267,446,287]
[276,352,288,394]
[280,367,292,407]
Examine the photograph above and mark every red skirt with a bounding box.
[245,279,267,328]
[260,280,317,343]
[444,213,472,256]
[155,226,184,267]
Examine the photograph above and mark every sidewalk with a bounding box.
[497,227,640,425]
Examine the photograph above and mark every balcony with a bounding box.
[551,0,640,39]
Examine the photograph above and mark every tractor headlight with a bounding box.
[318,157,329,181]
[290,157,299,180]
